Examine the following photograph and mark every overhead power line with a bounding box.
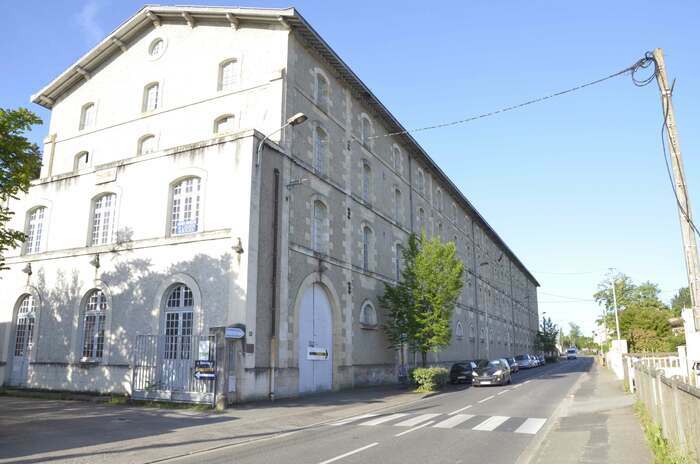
[369,55,654,140]
[538,291,595,302]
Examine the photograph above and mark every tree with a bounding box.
[568,322,582,348]
[534,316,558,353]
[670,287,691,317]
[380,233,464,366]
[0,108,42,271]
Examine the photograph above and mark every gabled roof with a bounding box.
[31,4,539,287]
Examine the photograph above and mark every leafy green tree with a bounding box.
[670,287,691,317]
[535,316,558,353]
[0,108,42,271]
[568,322,582,348]
[380,233,464,366]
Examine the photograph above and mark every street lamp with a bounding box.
[609,268,622,340]
[256,112,308,167]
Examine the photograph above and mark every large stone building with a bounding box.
[0,6,539,403]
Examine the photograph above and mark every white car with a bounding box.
[566,348,577,360]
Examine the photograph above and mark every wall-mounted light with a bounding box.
[233,238,245,255]
[89,254,100,269]
[22,263,32,276]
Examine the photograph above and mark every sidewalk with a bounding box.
[527,360,653,464]
[0,385,434,464]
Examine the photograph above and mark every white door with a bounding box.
[161,285,194,391]
[10,296,36,386]
[298,283,333,394]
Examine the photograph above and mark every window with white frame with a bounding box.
[312,200,328,253]
[142,82,160,112]
[14,295,36,357]
[362,225,372,272]
[24,207,46,254]
[214,114,235,134]
[91,193,116,246]
[314,127,328,174]
[164,284,194,360]
[170,177,201,235]
[218,59,239,91]
[315,72,330,109]
[79,103,96,130]
[81,290,107,360]
[361,160,371,202]
[359,301,378,328]
[74,151,90,172]
[138,134,156,155]
[360,116,371,145]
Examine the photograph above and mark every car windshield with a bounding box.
[567,348,576,353]
[515,355,528,360]
[474,359,492,368]
[489,360,501,367]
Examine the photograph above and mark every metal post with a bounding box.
[653,48,700,330]
[611,271,621,340]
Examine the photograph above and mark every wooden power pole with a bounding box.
[653,48,700,329]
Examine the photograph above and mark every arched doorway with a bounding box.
[10,295,37,386]
[161,284,194,392]
[298,283,333,393]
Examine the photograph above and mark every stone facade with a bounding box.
[0,6,539,402]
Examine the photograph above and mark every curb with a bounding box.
[515,361,593,464]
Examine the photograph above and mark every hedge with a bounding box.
[411,367,449,392]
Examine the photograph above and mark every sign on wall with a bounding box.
[198,340,211,361]
[225,327,245,339]
[194,360,216,380]
[307,347,329,361]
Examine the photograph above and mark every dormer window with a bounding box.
[142,82,160,112]
[79,103,96,130]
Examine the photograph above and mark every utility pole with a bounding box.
[610,269,621,340]
[653,48,700,330]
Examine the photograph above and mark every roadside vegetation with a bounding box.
[411,367,449,392]
[634,401,692,464]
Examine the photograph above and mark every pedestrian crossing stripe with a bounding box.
[329,413,546,435]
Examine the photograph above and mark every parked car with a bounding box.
[507,357,519,373]
[514,354,533,369]
[537,354,545,365]
[472,359,512,386]
[566,348,577,360]
[450,360,477,384]
[528,354,538,367]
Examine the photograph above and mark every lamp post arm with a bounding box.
[256,122,291,168]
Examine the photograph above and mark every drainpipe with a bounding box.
[269,169,280,400]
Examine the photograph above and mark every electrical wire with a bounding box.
[538,291,596,302]
[533,269,607,276]
[368,55,655,140]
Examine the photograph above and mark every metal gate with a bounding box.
[132,334,216,404]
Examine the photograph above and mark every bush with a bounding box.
[411,367,449,392]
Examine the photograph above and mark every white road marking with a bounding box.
[472,415,510,431]
[514,418,547,435]
[318,442,379,464]
[447,404,473,416]
[477,395,495,403]
[524,380,531,384]
[359,413,409,426]
[330,413,378,426]
[512,383,523,389]
[497,390,509,395]
[395,413,441,427]
[394,420,435,437]
[433,414,474,429]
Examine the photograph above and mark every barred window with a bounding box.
[81,290,107,360]
[91,193,116,246]
[170,177,201,235]
[25,207,46,254]
[164,284,194,360]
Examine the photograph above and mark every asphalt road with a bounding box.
[171,357,593,464]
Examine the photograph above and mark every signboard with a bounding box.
[198,340,211,361]
[225,327,245,339]
[194,360,216,380]
[175,221,198,235]
[95,168,117,185]
[307,346,329,361]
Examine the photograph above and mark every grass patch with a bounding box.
[634,401,692,464]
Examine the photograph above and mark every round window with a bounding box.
[149,38,165,58]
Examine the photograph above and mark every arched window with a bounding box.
[149,38,165,57]
[394,188,402,224]
[360,116,371,145]
[142,82,160,112]
[218,59,239,91]
[359,301,378,328]
[469,324,475,339]
[164,284,194,360]
[170,177,201,235]
[81,290,107,360]
[361,160,371,202]
[417,207,425,233]
[452,203,457,221]
[417,170,425,194]
[14,295,36,357]
[392,146,401,172]
[91,193,116,246]
[362,225,372,272]
[436,188,443,211]
[79,103,96,130]
[312,200,328,253]
[138,135,156,155]
[456,321,464,340]
[25,207,46,254]
[395,243,403,281]
[74,151,90,172]
[313,127,328,174]
[214,114,235,134]
[315,72,330,109]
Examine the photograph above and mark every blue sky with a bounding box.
[3,1,700,336]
